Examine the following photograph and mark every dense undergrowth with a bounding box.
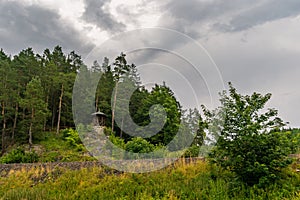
[0,128,203,164]
[0,131,95,164]
[1,159,300,199]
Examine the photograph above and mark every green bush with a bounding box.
[108,134,125,149]
[0,148,39,164]
[183,145,200,157]
[125,137,155,159]
[283,130,300,153]
[104,134,126,159]
[125,137,155,153]
[62,128,84,151]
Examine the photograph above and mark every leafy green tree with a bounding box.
[204,82,291,186]
[111,53,130,132]
[183,108,206,147]
[0,49,15,154]
[20,77,48,149]
[55,72,76,134]
[95,57,114,128]
[129,87,150,126]
[279,129,300,154]
[41,46,81,132]
[180,108,206,156]
[10,48,41,142]
[111,53,141,134]
[140,83,181,146]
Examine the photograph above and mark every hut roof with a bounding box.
[91,111,107,116]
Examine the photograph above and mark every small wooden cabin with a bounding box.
[91,111,107,127]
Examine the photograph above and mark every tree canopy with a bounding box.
[0,47,202,156]
[204,82,292,186]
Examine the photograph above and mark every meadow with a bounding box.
[1,159,300,200]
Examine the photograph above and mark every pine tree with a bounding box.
[20,77,48,149]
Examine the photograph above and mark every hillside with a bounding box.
[1,159,300,199]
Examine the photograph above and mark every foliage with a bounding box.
[1,160,300,199]
[0,46,81,152]
[108,133,125,149]
[125,137,155,154]
[62,128,84,151]
[139,83,182,147]
[36,132,94,162]
[0,148,38,164]
[20,77,49,147]
[204,82,292,186]
[0,47,194,153]
[183,145,201,157]
[282,129,300,153]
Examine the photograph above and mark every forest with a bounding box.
[1,46,300,199]
[0,45,204,157]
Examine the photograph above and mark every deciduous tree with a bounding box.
[204,82,291,186]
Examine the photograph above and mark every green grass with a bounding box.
[37,133,92,162]
[1,131,95,163]
[1,160,300,199]
[37,132,96,162]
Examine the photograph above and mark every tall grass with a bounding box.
[1,159,300,199]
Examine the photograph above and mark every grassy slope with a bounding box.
[1,131,300,199]
[37,132,95,162]
[10,131,95,163]
[1,160,300,200]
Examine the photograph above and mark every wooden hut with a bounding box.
[91,111,107,127]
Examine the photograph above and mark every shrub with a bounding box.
[62,128,84,151]
[183,145,200,157]
[125,137,155,153]
[125,137,155,159]
[0,148,39,164]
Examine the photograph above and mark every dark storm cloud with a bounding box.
[81,0,126,32]
[164,0,250,22]
[159,0,300,36]
[0,1,94,56]
[215,0,300,32]
[153,0,300,126]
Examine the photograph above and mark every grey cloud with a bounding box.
[215,0,300,32]
[81,0,126,32]
[158,0,300,37]
[201,25,300,126]
[164,0,250,22]
[158,0,256,36]
[0,1,94,56]
[153,0,300,126]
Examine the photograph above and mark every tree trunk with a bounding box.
[29,108,34,151]
[1,102,6,155]
[12,102,18,142]
[12,89,20,141]
[43,95,49,131]
[95,95,99,111]
[111,81,118,133]
[56,84,63,135]
[51,92,56,131]
[51,106,55,131]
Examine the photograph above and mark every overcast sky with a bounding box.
[1,0,300,127]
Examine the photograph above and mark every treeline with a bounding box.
[0,46,204,155]
[0,46,83,154]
